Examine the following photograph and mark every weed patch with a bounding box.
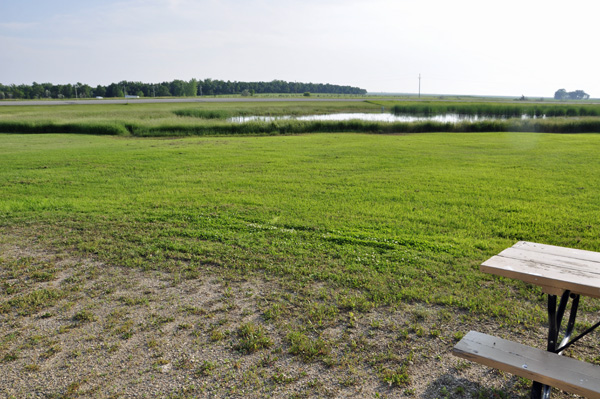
[2,289,64,315]
[234,322,273,354]
[287,331,330,362]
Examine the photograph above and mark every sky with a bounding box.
[0,0,597,97]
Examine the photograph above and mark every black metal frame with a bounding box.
[530,290,600,398]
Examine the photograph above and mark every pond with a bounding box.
[229,113,545,123]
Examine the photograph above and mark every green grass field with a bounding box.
[2,132,600,323]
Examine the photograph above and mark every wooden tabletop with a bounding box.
[481,241,600,298]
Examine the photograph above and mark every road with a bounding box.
[0,97,368,106]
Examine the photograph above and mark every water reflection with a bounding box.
[229,113,543,123]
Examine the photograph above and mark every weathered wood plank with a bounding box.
[512,241,600,264]
[453,331,600,398]
[481,241,600,298]
[498,248,600,276]
[481,256,600,298]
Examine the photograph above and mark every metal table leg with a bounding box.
[530,291,578,399]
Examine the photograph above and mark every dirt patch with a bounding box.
[0,239,591,398]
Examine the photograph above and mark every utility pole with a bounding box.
[418,74,421,99]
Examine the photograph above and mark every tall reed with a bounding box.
[173,109,233,119]
[2,117,600,136]
[390,102,600,118]
[0,121,129,135]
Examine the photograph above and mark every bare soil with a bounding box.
[0,237,592,399]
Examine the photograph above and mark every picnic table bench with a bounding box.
[452,241,600,398]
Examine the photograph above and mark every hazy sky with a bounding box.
[1,0,597,97]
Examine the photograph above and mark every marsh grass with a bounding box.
[173,109,234,119]
[385,101,600,118]
[3,101,600,135]
[3,118,600,136]
[0,120,129,135]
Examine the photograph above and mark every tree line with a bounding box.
[0,79,367,100]
[554,89,590,101]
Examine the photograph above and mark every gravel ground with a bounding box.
[0,239,593,399]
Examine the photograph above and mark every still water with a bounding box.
[229,113,540,123]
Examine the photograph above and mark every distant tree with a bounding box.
[31,82,44,98]
[105,83,123,97]
[554,89,567,100]
[10,84,24,99]
[185,79,198,97]
[569,90,590,100]
[121,81,145,97]
[202,78,214,95]
[157,84,171,97]
[0,79,367,99]
[118,81,130,96]
[94,85,106,97]
[170,80,186,97]
[60,84,75,99]
[78,83,92,98]
[555,88,589,100]
[241,89,250,96]
[304,92,311,97]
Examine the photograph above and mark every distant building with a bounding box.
[125,95,140,99]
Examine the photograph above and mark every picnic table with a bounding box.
[453,241,600,398]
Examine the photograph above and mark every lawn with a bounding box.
[2,132,600,318]
[1,130,599,398]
